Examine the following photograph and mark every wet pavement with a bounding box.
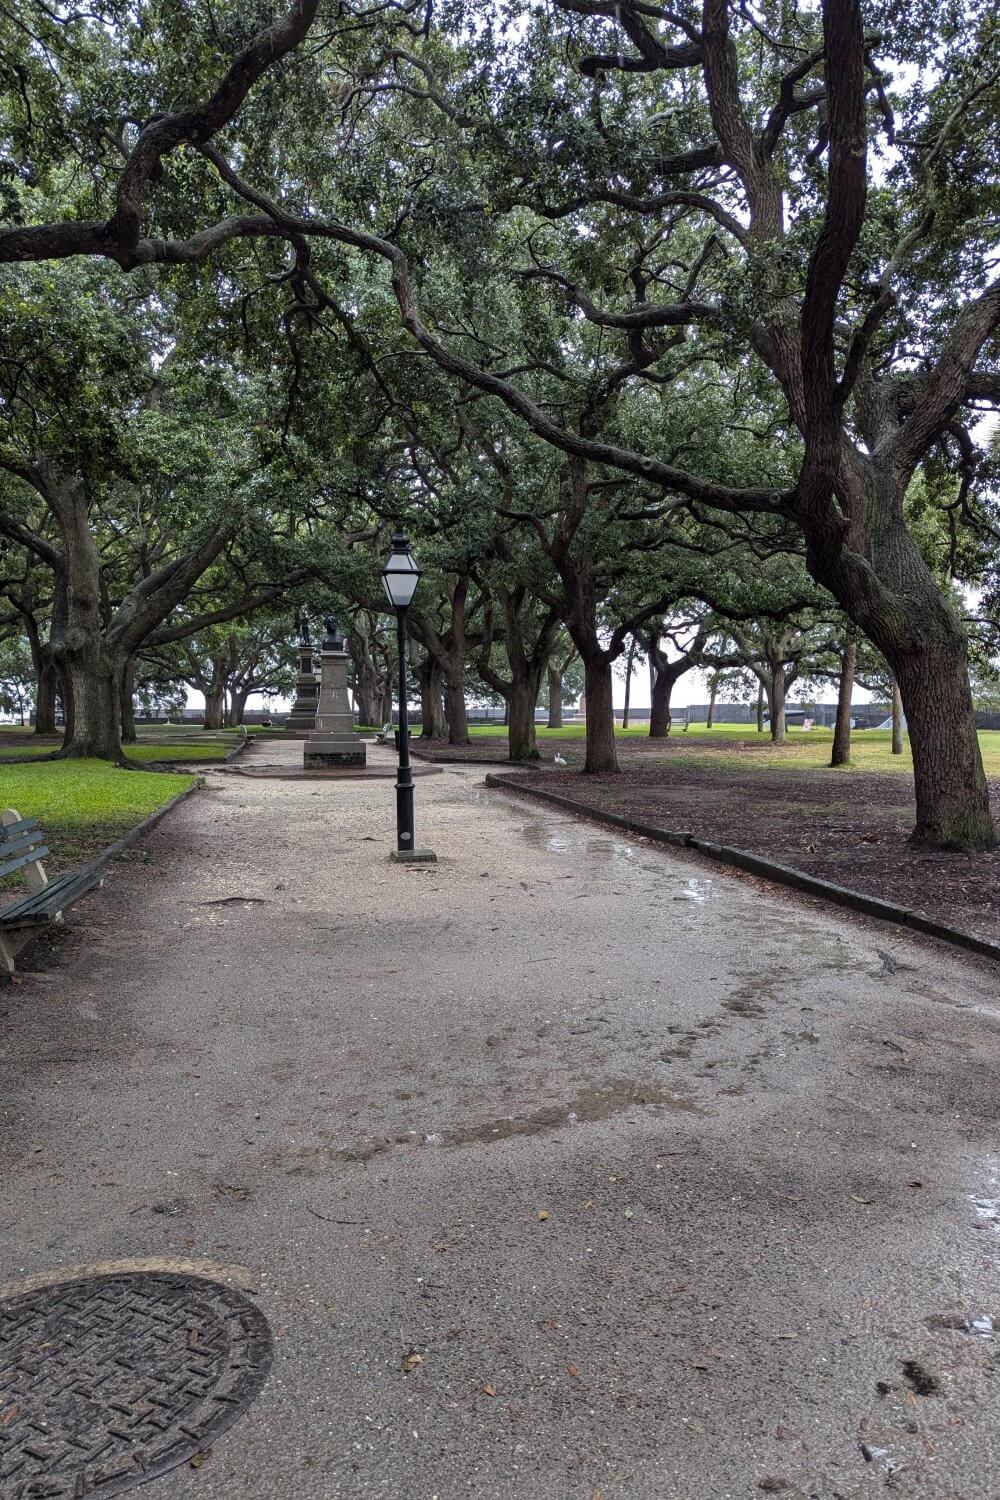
[2,739,1000,1498]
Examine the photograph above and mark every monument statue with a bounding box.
[305,618,366,768]
[286,613,319,733]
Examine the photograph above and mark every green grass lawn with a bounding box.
[466,721,1000,778]
[1,759,198,872]
[0,735,241,764]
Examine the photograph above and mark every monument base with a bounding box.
[304,741,367,768]
[389,848,438,863]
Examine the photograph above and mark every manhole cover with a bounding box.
[0,1271,273,1498]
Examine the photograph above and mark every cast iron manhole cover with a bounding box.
[0,1271,273,1498]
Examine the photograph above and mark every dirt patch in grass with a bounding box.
[504,759,1000,947]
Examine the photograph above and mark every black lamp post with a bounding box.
[381,526,428,859]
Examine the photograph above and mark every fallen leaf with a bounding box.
[623,1207,634,1220]
[850,1194,875,1205]
[537,1209,549,1221]
[567,1363,580,1378]
[402,1351,423,1373]
[188,1450,210,1470]
[481,1382,496,1397]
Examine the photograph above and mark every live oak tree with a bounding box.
[146,618,296,728]
[644,612,712,738]
[4,0,1000,843]
[0,263,312,759]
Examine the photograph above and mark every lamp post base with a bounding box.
[389,848,438,863]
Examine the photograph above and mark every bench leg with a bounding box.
[0,928,33,975]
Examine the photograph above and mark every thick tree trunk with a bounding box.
[34,656,59,734]
[891,679,904,755]
[547,667,563,730]
[377,661,393,726]
[446,669,469,744]
[353,675,377,729]
[120,657,137,743]
[446,577,471,745]
[348,632,380,727]
[507,676,540,762]
[583,657,618,774]
[54,492,125,760]
[229,687,251,726]
[63,657,123,759]
[203,687,225,730]
[893,646,991,848]
[830,641,856,767]
[706,677,718,730]
[418,658,446,738]
[769,661,786,742]
[809,502,994,848]
[649,667,672,738]
[892,630,993,846]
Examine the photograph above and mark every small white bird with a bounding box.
[553,753,567,766]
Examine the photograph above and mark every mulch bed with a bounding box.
[504,761,1000,948]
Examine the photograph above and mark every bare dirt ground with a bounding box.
[3,739,1000,1498]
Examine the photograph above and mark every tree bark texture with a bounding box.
[507,675,541,762]
[706,677,718,730]
[769,657,787,743]
[830,641,856,767]
[34,656,59,734]
[547,667,563,730]
[583,657,618,774]
[418,657,446,738]
[891,678,904,755]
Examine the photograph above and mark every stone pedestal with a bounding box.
[305,626,366,768]
[286,643,319,733]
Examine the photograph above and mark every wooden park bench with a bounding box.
[0,808,104,974]
[374,722,395,745]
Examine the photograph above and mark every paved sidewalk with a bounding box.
[3,737,1000,1498]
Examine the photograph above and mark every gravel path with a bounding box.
[3,738,1000,1498]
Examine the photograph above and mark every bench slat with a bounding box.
[0,865,101,926]
[17,869,97,912]
[0,845,50,879]
[0,829,47,860]
[0,817,40,841]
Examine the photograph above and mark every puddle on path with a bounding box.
[673,878,714,904]
[968,1178,1000,1231]
[334,1075,707,1163]
[518,816,720,902]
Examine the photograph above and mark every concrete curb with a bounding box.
[97,780,204,867]
[223,734,252,764]
[484,774,1000,966]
